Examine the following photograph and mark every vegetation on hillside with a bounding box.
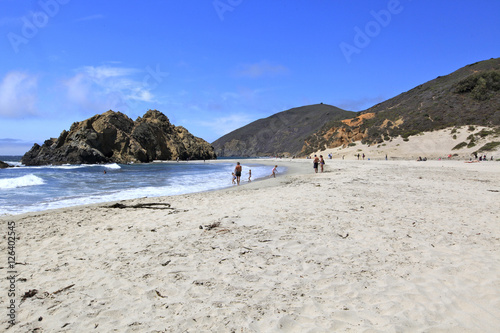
[454,71,500,101]
[214,58,500,157]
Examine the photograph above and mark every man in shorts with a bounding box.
[234,162,242,185]
[313,155,319,173]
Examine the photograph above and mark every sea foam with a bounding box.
[0,174,45,189]
[103,163,121,169]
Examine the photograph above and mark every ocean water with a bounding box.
[0,157,278,216]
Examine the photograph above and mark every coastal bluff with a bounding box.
[22,110,216,165]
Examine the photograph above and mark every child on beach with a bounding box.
[232,172,236,184]
[271,165,278,178]
[248,169,252,182]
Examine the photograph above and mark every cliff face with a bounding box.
[22,110,216,165]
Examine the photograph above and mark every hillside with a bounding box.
[302,58,500,155]
[212,104,356,157]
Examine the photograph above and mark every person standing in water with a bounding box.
[234,162,242,185]
[319,155,325,172]
[248,169,252,182]
[313,155,319,173]
[271,165,278,178]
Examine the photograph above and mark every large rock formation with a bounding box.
[22,110,216,165]
[0,161,11,168]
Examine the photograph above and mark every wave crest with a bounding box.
[104,163,121,169]
[0,174,45,189]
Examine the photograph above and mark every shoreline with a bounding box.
[1,159,306,219]
[1,158,498,220]
[1,159,499,332]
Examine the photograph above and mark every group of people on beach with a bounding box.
[232,162,278,185]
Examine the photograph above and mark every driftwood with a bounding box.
[203,222,221,230]
[53,284,75,295]
[106,202,173,210]
[21,289,38,301]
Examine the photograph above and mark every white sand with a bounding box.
[1,159,499,332]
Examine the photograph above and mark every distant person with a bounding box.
[362,153,365,160]
[271,165,278,178]
[234,162,242,185]
[231,172,236,184]
[319,155,325,172]
[248,169,252,182]
[313,155,319,173]
[385,154,388,160]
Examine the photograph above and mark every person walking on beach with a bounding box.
[234,162,242,185]
[271,165,278,177]
[313,155,319,173]
[248,169,252,182]
[319,155,325,172]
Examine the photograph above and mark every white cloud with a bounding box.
[82,65,138,82]
[63,65,158,113]
[0,71,38,118]
[235,60,289,78]
[0,138,35,155]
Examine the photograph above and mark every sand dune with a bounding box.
[2,159,499,332]
[316,126,500,161]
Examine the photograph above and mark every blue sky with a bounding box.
[0,0,499,155]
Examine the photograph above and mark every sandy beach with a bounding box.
[2,158,499,332]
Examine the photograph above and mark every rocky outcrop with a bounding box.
[22,110,216,165]
[0,161,11,168]
[301,124,368,155]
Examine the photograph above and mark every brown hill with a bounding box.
[212,104,356,157]
[301,58,500,155]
